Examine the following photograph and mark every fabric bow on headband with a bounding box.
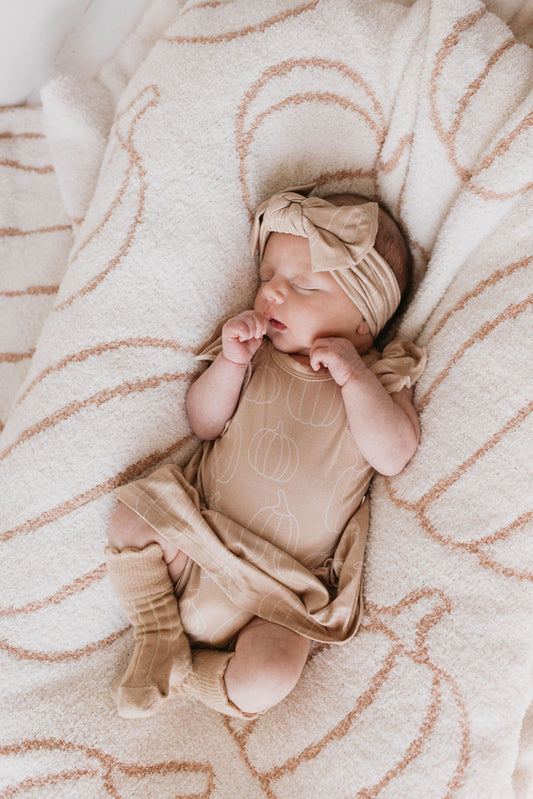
[250,184,401,337]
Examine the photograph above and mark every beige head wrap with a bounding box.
[250,184,401,337]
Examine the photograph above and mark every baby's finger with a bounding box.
[237,326,254,342]
[309,345,328,372]
[242,313,266,341]
[255,314,268,338]
[240,316,263,342]
[234,327,253,347]
[240,314,259,337]
[225,315,246,336]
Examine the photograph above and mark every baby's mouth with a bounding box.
[265,313,287,332]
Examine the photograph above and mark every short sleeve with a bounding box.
[368,338,427,394]
[194,320,225,363]
[193,318,255,414]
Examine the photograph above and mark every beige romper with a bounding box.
[115,336,426,649]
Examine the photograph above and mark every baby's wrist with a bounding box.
[220,351,249,369]
[340,360,369,390]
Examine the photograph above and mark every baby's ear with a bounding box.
[356,319,371,336]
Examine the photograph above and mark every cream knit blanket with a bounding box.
[1,1,532,796]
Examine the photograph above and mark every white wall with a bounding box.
[0,0,149,105]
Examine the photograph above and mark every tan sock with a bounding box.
[171,649,259,720]
[105,543,192,718]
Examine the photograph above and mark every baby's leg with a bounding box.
[171,618,310,718]
[226,617,311,715]
[106,501,191,718]
[108,500,188,583]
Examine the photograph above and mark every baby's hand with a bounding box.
[222,310,267,365]
[309,337,365,387]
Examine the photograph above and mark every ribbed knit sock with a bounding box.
[106,544,192,718]
[171,648,259,720]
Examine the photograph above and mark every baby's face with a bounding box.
[254,232,367,356]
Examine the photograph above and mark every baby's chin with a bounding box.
[266,332,310,355]
[268,331,373,358]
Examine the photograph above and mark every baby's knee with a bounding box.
[107,501,155,550]
[226,647,305,715]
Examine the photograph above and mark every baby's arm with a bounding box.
[310,337,420,476]
[186,310,267,440]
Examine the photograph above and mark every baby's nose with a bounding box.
[263,280,285,303]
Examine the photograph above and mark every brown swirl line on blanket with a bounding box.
[0,565,107,619]
[0,156,54,174]
[226,589,469,798]
[0,349,35,364]
[53,85,159,312]
[0,630,129,663]
[0,107,52,169]
[476,110,533,182]
[0,105,41,113]
[236,58,385,218]
[392,146,432,271]
[410,404,531,514]
[431,10,532,200]
[386,403,533,580]
[164,0,319,44]
[434,32,516,181]
[0,435,194,660]
[222,644,329,753]
[0,131,44,139]
[377,135,414,176]
[14,337,196,406]
[425,255,532,343]
[0,738,215,798]
[0,224,71,238]
[0,370,195,465]
[234,58,423,268]
[0,284,59,297]
[357,603,470,798]
[63,145,131,268]
[376,133,434,277]
[0,285,64,367]
[182,0,232,12]
[226,647,402,799]
[418,295,532,413]
[1,431,193,542]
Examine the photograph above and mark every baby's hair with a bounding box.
[323,193,411,300]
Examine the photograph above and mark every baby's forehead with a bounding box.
[259,251,312,276]
[259,255,341,289]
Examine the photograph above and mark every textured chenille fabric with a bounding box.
[3,3,533,795]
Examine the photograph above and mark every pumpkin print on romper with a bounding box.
[248,421,300,483]
[244,355,282,405]
[213,418,243,485]
[248,490,300,580]
[286,375,343,427]
[326,430,372,533]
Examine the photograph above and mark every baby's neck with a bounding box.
[288,352,311,366]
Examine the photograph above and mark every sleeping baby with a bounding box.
[106,184,427,719]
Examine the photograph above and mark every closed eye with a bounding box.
[293,284,319,293]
